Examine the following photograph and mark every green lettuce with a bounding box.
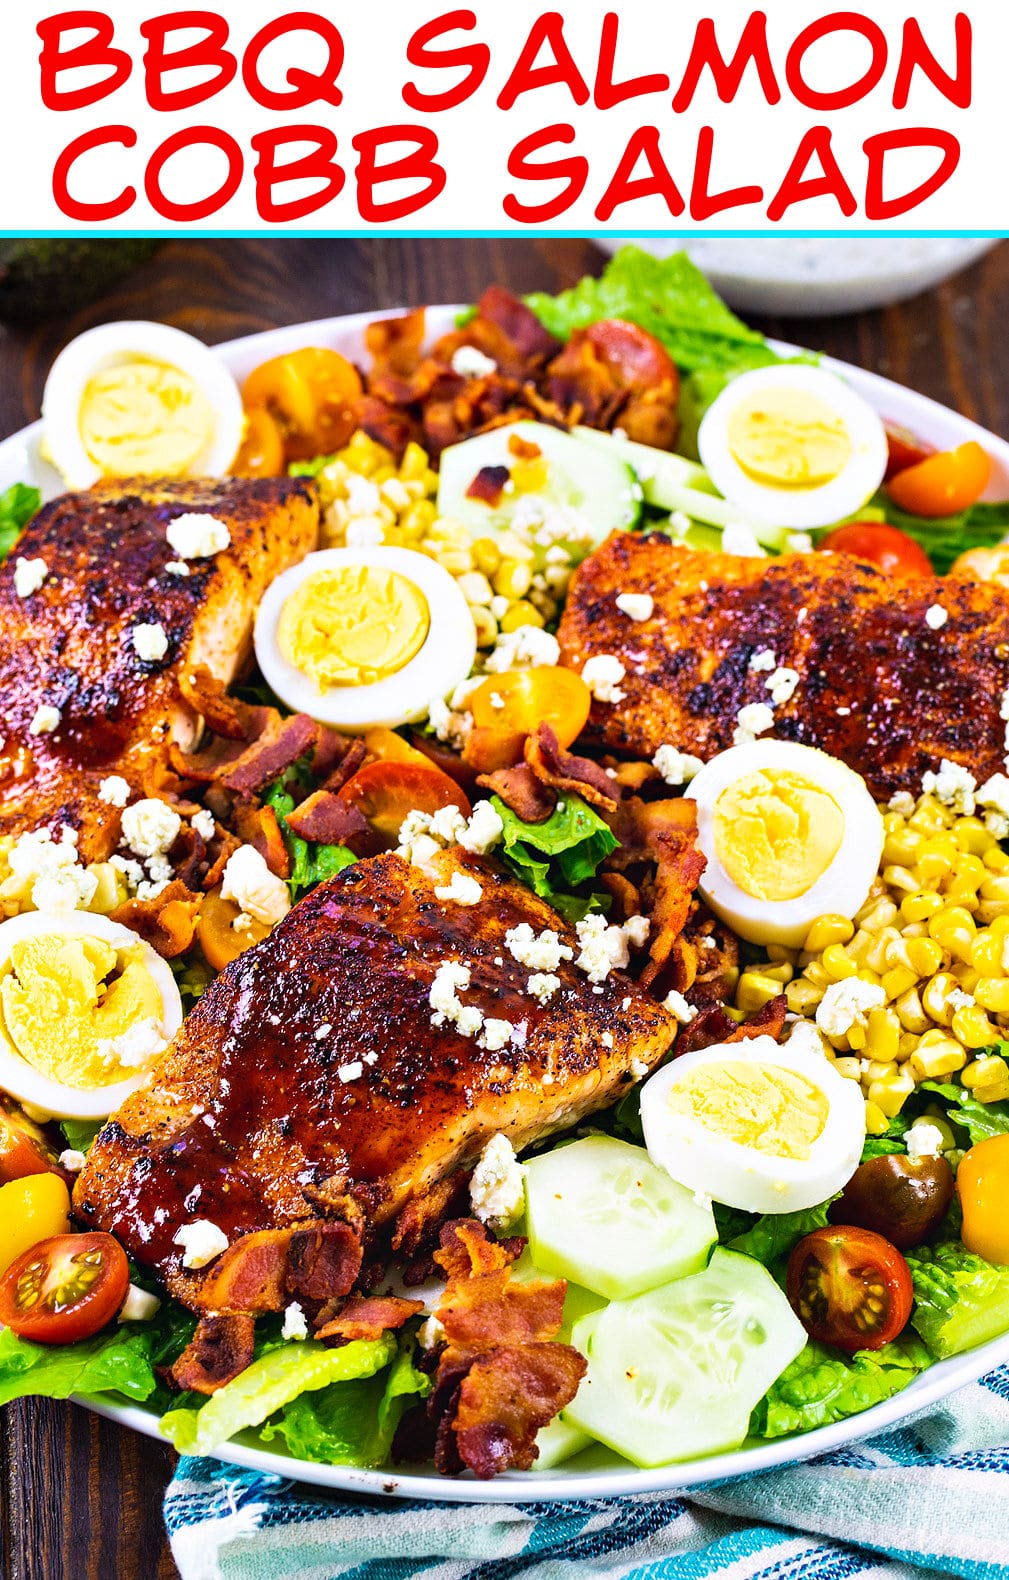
[160,1335,396,1455]
[921,1077,1009,1147]
[751,1335,929,1439]
[0,1303,194,1408]
[0,482,41,560]
[289,455,336,478]
[261,1338,429,1467]
[264,781,356,902]
[490,793,617,916]
[60,1118,102,1155]
[728,1201,833,1279]
[907,1241,1009,1359]
[875,498,1009,576]
[525,247,778,377]
[861,1112,911,1160]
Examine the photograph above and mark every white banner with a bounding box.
[0,0,1003,233]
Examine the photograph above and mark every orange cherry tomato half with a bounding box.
[337,761,471,844]
[884,422,936,481]
[886,441,992,518]
[470,667,592,751]
[583,319,677,388]
[363,726,434,770]
[0,1232,130,1344]
[232,406,286,477]
[818,521,933,578]
[0,1097,62,1184]
[949,544,1009,588]
[957,1134,1009,1265]
[785,1225,913,1353]
[197,886,270,973]
[242,348,363,462]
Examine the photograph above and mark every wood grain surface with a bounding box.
[1,233,1006,1580]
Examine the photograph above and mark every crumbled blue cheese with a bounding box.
[121,798,182,859]
[29,704,61,736]
[581,655,626,704]
[427,696,473,751]
[574,914,630,984]
[925,604,949,630]
[663,990,697,1025]
[733,702,775,747]
[653,744,703,787]
[98,775,131,808]
[479,1017,516,1052]
[282,1301,309,1341]
[192,808,216,842]
[338,1061,364,1083]
[8,826,97,913]
[749,649,776,673]
[164,560,190,578]
[765,667,800,706]
[58,1148,86,1173]
[13,557,47,598]
[132,622,169,662]
[906,1120,945,1162]
[221,844,291,926]
[527,971,560,1003]
[118,1284,161,1323]
[166,512,231,560]
[458,801,504,855]
[173,1219,229,1268]
[816,978,886,1039]
[505,922,573,972]
[434,871,483,906]
[485,625,560,673]
[722,522,765,558]
[888,791,917,817]
[429,961,483,1038]
[921,759,976,815]
[615,592,654,621]
[451,344,497,378]
[97,1016,168,1068]
[469,1133,524,1229]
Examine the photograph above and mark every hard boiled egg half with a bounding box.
[640,1024,865,1213]
[42,321,245,489]
[687,740,884,948]
[698,364,888,530]
[0,912,183,1120]
[255,546,477,730]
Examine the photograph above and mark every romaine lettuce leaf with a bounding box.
[728,1201,833,1278]
[60,1118,103,1155]
[751,1334,929,1439]
[922,1077,1009,1147]
[907,1241,1009,1359]
[0,482,41,560]
[160,1335,396,1455]
[260,1337,429,1467]
[264,781,356,902]
[490,793,617,913]
[0,1302,195,1408]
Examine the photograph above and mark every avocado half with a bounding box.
[0,240,163,323]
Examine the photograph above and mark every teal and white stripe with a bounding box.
[164,1366,1009,1580]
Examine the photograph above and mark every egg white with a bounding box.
[698,363,889,531]
[0,911,183,1120]
[640,1026,865,1214]
[254,546,477,731]
[42,320,245,489]
[686,740,884,948]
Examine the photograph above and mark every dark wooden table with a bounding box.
[2,234,1007,1580]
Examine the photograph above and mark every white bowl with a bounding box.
[597,237,1000,317]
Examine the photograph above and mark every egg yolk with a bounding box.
[728,387,852,490]
[667,1061,828,1160]
[277,565,430,690]
[713,769,844,902]
[78,358,215,478]
[0,934,164,1089]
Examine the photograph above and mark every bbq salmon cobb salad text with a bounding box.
[4,248,1009,1481]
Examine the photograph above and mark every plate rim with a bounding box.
[4,303,1009,1502]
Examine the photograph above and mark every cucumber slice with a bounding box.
[533,1414,593,1469]
[563,1248,807,1467]
[436,421,641,553]
[523,1136,716,1301]
[511,1250,607,1340]
[572,426,789,551]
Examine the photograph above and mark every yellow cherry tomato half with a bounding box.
[233,406,286,477]
[886,441,991,518]
[197,886,271,973]
[0,1173,71,1275]
[957,1133,1009,1264]
[469,666,592,752]
[242,348,362,461]
[949,544,1009,588]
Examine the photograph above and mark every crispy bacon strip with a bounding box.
[466,464,511,507]
[439,1271,566,1349]
[452,1344,586,1478]
[178,666,268,743]
[221,714,318,798]
[608,797,706,989]
[168,1313,255,1395]
[284,790,375,853]
[315,1294,424,1344]
[434,1219,523,1280]
[285,1220,363,1302]
[475,286,558,364]
[110,879,202,959]
[196,1229,290,1314]
[525,723,619,813]
[675,994,788,1057]
[476,762,556,823]
[235,804,290,879]
[321,737,368,793]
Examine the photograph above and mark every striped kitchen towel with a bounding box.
[164,1364,1009,1580]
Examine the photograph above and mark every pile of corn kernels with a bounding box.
[739,790,1009,1135]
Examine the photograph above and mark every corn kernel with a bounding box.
[904,936,943,977]
[954,817,995,855]
[921,972,958,1024]
[833,1055,862,1081]
[437,548,474,576]
[804,915,855,952]
[863,928,901,975]
[846,929,875,965]
[864,1058,898,1082]
[499,601,545,633]
[803,961,830,988]
[976,900,1009,926]
[881,965,918,1001]
[456,571,494,607]
[902,891,944,923]
[847,1022,868,1052]
[737,972,785,1013]
[984,846,1009,873]
[969,930,1005,976]
[981,875,1009,903]
[882,829,925,866]
[471,538,501,577]
[529,590,560,621]
[868,1008,901,1061]
[471,608,499,648]
[493,559,533,600]
[867,1071,916,1118]
[962,1053,1009,1090]
[863,1099,891,1136]
[766,944,799,966]
[928,906,977,961]
[786,980,823,1014]
[401,500,437,536]
[920,1110,958,1151]
[821,944,858,981]
[951,1004,998,1048]
[894,987,930,1033]
[86,862,125,914]
[398,441,429,480]
[857,897,900,932]
[760,962,793,984]
[974,977,1009,1014]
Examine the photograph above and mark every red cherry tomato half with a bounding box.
[583,319,677,388]
[0,1097,63,1184]
[0,1232,130,1344]
[785,1225,914,1353]
[338,760,471,844]
[886,441,992,519]
[819,521,933,579]
[884,423,937,481]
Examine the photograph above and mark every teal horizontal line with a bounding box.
[0,229,1004,241]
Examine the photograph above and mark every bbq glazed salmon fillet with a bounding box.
[74,849,676,1310]
[557,534,1009,800]
[0,475,318,860]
